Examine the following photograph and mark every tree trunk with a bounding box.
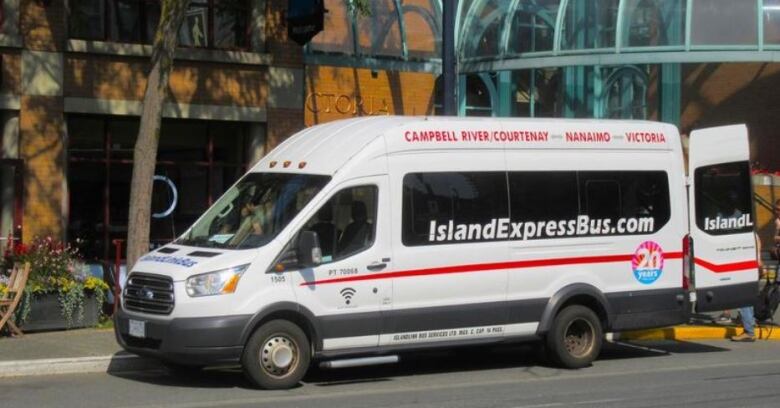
[126,0,191,270]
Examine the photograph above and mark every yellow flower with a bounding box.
[84,276,109,291]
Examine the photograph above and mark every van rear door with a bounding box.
[688,124,758,312]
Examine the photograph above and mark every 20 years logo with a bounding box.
[632,241,664,284]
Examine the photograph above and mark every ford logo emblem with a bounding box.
[140,287,154,300]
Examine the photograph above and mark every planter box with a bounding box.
[19,292,101,332]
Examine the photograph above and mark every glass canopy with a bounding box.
[306,0,780,73]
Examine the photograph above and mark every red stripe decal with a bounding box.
[300,251,684,286]
[693,258,758,273]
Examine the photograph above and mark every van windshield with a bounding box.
[176,173,330,249]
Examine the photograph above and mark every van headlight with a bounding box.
[185,264,250,297]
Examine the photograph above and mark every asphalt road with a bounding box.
[2,340,780,408]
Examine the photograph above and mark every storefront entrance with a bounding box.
[67,115,251,263]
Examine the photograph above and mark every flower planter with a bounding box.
[19,292,101,332]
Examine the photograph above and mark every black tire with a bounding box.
[545,305,602,368]
[241,319,311,390]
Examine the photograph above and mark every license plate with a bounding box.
[128,319,146,338]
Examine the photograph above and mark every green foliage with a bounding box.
[2,237,110,328]
[349,0,372,17]
[15,287,32,325]
[59,286,85,328]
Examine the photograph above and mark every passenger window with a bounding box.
[508,172,579,223]
[695,161,753,235]
[584,180,621,219]
[302,185,378,263]
[402,172,509,246]
[509,170,670,239]
[578,171,671,235]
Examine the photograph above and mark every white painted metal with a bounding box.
[687,125,757,299]
[123,116,756,357]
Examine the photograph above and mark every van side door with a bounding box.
[384,167,511,347]
[688,125,758,312]
[285,176,393,352]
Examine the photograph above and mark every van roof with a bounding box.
[253,116,681,175]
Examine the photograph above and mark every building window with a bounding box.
[434,74,495,116]
[603,66,649,119]
[69,0,248,49]
[561,0,620,50]
[67,116,251,262]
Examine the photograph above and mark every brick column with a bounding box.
[265,0,305,150]
[19,0,66,242]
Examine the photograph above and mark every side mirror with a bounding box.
[298,231,322,268]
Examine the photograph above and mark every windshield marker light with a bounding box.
[186,264,250,297]
[270,161,277,168]
[299,161,307,169]
[283,160,292,168]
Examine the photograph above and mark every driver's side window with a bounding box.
[303,185,378,263]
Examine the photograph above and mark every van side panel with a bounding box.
[505,149,687,333]
[386,150,517,345]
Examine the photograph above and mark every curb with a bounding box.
[0,354,163,379]
[619,325,780,341]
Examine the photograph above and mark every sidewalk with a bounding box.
[1,321,779,379]
[0,328,161,378]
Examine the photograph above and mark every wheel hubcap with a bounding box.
[563,318,595,358]
[260,335,299,378]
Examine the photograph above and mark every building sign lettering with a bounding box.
[305,92,391,116]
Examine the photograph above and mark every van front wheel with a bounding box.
[546,305,602,368]
[242,320,311,389]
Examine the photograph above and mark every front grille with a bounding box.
[123,273,175,315]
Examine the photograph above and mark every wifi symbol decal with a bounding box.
[340,287,356,305]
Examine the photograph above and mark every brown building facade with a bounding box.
[0,0,306,262]
[3,1,780,262]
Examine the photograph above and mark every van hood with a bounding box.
[132,245,259,282]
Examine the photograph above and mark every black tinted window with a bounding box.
[579,171,670,226]
[303,185,378,263]
[508,171,670,239]
[508,172,579,222]
[402,170,671,246]
[402,172,509,246]
[695,161,754,235]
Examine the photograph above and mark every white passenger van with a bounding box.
[115,117,759,389]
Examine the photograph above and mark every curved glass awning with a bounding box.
[307,0,442,69]
[306,0,780,73]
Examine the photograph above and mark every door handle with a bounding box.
[367,262,387,271]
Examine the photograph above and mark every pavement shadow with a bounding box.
[599,339,730,361]
[303,343,547,386]
[106,344,547,390]
[105,339,732,390]
[109,364,255,389]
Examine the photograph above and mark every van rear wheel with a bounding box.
[242,320,311,389]
[546,305,602,368]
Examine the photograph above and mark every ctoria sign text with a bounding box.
[305,92,391,116]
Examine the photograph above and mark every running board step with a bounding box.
[319,355,400,369]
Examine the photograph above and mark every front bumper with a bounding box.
[114,309,251,366]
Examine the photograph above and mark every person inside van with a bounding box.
[337,201,372,255]
[308,205,340,261]
[230,197,273,247]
